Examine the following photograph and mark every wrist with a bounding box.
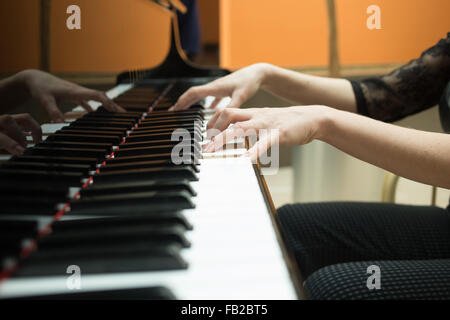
[255,63,275,89]
[312,105,338,142]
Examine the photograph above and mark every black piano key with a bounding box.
[11,155,98,166]
[73,117,135,124]
[93,167,198,183]
[125,108,152,113]
[27,147,108,159]
[129,126,202,138]
[0,169,85,186]
[51,222,188,245]
[0,182,77,201]
[0,234,33,260]
[126,130,201,143]
[60,126,128,134]
[121,107,151,112]
[106,153,198,165]
[0,220,40,236]
[54,211,193,231]
[141,115,203,123]
[47,133,122,145]
[113,145,198,158]
[69,191,195,215]
[99,159,199,173]
[118,139,200,150]
[69,121,132,129]
[79,116,138,123]
[83,111,142,118]
[38,222,190,249]
[147,110,204,119]
[139,119,201,127]
[132,122,200,132]
[15,286,176,300]
[140,124,202,133]
[36,141,113,151]
[15,244,187,277]
[72,119,136,127]
[55,129,125,137]
[80,179,197,197]
[0,198,63,216]
[0,162,91,174]
[96,106,145,115]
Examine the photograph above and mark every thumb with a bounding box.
[244,130,279,162]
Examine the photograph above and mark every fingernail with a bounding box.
[14,145,25,155]
[168,106,174,111]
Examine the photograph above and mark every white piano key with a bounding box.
[204,96,231,110]
[0,155,12,161]
[41,123,70,134]
[202,148,247,158]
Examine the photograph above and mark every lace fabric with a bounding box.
[352,32,450,123]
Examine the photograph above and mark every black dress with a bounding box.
[278,33,450,300]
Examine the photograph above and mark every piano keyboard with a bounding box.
[0,80,298,300]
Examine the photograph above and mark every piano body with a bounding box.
[0,4,302,299]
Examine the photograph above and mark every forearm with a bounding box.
[318,108,450,189]
[0,71,31,113]
[260,64,357,113]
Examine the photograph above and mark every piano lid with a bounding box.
[117,3,229,85]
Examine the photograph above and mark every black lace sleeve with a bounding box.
[351,33,450,122]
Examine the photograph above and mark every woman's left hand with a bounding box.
[203,105,332,160]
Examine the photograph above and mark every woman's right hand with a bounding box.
[169,63,270,111]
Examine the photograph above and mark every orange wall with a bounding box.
[220,0,450,69]
[0,0,41,73]
[51,0,171,73]
[0,0,172,74]
[2,0,449,74]
[338,0,450,65]
[220,0,328,69]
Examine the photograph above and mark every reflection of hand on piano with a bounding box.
[0,114,42,155]
[20,70,126,121]
[169,63,268,112]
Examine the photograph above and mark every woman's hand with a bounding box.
[18,70,125,122]
[170,63,271,111]
[0,114,42,155]
[204,105,332,160]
